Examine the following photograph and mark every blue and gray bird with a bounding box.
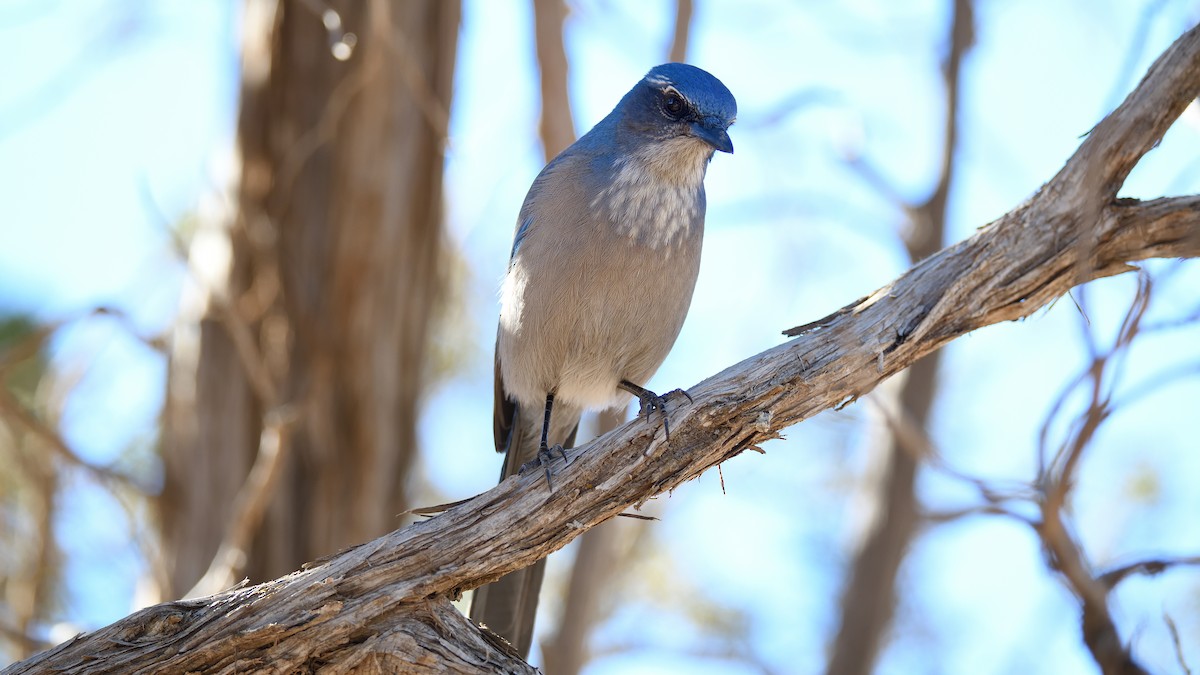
[469,63,736,657]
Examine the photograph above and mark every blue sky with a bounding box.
[2,1,1199,672]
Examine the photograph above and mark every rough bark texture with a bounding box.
[10,19,1199,675]
[159,0,458,597]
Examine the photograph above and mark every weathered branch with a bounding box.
[7,21,1200,675]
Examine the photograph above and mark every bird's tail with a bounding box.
[469,403,578,658]
[468,439,546,658]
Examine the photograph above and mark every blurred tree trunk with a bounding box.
[158,0,459,597]
[826,1,973,673]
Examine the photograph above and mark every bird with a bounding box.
[469,62,736,659]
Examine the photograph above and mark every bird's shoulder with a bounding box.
[520,142,617,211]
[541,135,619,184]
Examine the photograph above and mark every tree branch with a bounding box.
[532,0,575,160]
[667,0,693,64]
[6,21,1200,675]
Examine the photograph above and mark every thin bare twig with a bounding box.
[1163,612,1192,675]
[0,387,144,492]
[1032,274,1158,675]
[1097,556,1200,590]
[866,394,1038,507]
[921,504,1032,525]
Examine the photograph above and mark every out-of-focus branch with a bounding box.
[1,418,57,662]
[0,387,143,492]
[532,0,575,160]
[913,265,1196,674]
[1098,556,1200,590]
[0,306,168,650]
[1038,507,1146,675]
[668,0,693,63]
[183,405,300,599]
[1033,273,1154,675]
[1163,613,1192,675]
[0,622,50,661]
[378,2,452,138]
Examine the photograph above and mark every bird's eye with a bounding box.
[662,93,685,119]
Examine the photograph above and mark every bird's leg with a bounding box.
[539,392,570,464]
[519,392,569,488]
[618,380,691,441]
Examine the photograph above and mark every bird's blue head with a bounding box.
[614,63,737,155]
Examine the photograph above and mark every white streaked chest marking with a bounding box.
[590,139,711,248]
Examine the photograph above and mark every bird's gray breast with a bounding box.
[498,146,708,411]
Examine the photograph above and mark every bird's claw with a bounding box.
[631,388,692,442]
[519,444,570,489]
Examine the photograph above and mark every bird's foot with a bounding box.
[620,381,693,442]
[519,443,570,489]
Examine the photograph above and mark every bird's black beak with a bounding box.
[690,120,734,154]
